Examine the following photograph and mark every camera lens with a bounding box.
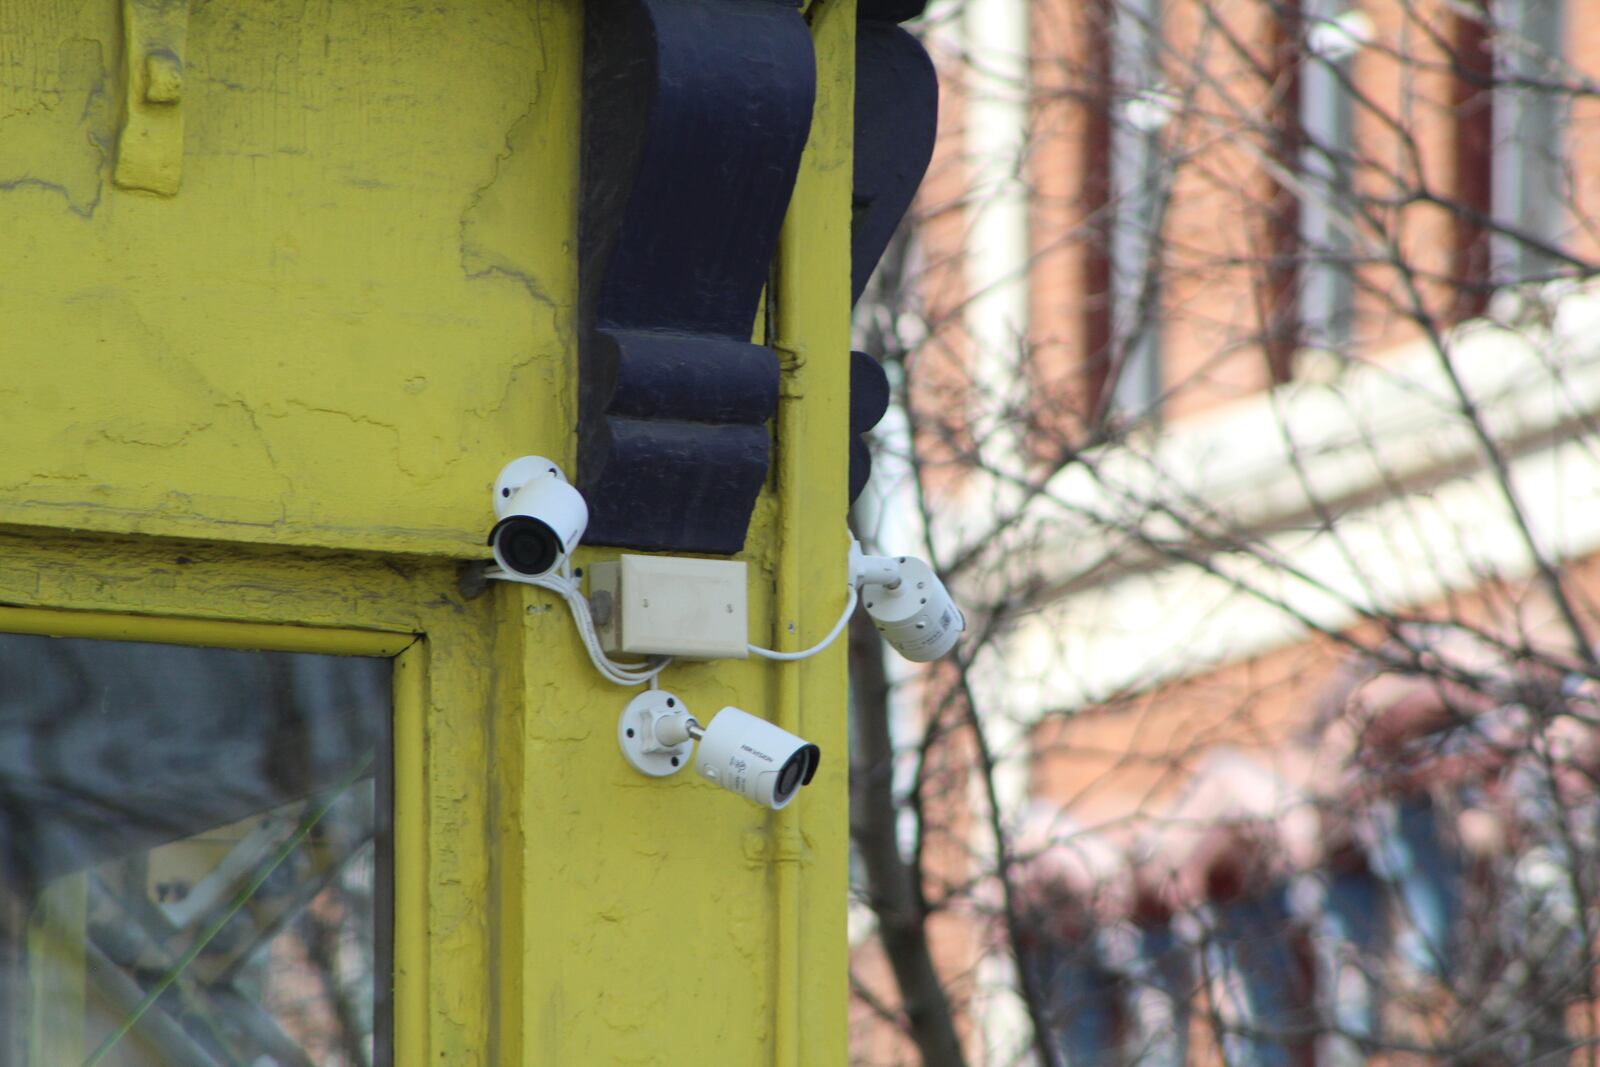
[491,517,561,576]
[772,745,820,805]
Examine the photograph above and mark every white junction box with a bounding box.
[589,555,749,660]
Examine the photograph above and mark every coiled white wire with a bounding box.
[486,562,670,687]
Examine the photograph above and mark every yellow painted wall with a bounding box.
[1,0,576,555]
[0,0,855,1062]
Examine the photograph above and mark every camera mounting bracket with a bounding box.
[617,690,696,778]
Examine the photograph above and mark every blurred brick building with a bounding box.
[850,1,1600,1063]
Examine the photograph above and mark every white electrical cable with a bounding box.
[490,560,855,673]
[746,584,859,662]
[485,563,670,687]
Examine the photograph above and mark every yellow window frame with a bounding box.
[0,602,426,1067]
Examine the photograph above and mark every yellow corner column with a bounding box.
[507,2,856,1065]
[774,0,857,1065]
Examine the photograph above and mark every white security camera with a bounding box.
[850,541,965,662]
[488,456,588,578]
[694,706,820,810]
[618,693,820,810]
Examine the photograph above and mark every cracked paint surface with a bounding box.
[0,0,575,556]
[0,31,113,216]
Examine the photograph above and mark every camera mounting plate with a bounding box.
[617,690,694,778]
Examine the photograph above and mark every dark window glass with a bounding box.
[0,633,391,1067]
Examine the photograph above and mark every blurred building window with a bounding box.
[1122,920,1190,1067]
[1310,861,1385,1067]
[1203,887,1317,1067]
[1492,0,1567,284]
[1369,796,1463,979]
[1026,935,1127,1066]
[1085,0,1167,422]
[1300,5,1370,356]
[0,632,390,1067]
[1451,0,1567,319]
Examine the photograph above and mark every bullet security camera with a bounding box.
[694,706,820,810]
[618,693,820,810]
[488,456,588,578]
[850,541,966,662]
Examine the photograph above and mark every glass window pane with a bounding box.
[0,632,391,1067]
